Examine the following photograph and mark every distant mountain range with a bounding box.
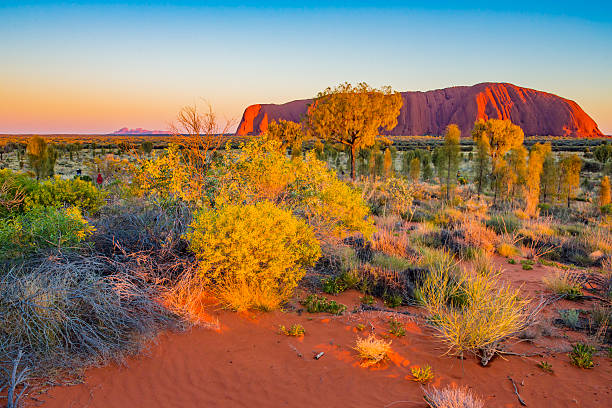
[111,127,168,135]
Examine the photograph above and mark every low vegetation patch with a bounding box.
[353,334,392,367]
[411,364,434,383]
[569,343,595,369]
[301,294,347,315]
[279,324,305,337]
[543,272,583,300]
[423,385,484,408]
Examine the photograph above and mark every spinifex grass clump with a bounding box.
[423,386,484,408]
[0,255,174,377]
[353,334,392,367]
[417,251,531,365]
[543,271,583,300]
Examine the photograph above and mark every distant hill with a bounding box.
[236,82,603,138]
[111,127,168,135]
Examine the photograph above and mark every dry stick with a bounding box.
[508,376,527,407]
[383,400,424,407]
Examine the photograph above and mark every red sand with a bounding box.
[32,260,612,408]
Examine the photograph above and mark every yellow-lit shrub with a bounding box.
[497,242,518,257]
[353,334,392,367]
[185,201,321,311]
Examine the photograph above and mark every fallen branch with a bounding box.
[508,376,527,406]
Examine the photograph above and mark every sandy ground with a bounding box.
[27,259,612,408]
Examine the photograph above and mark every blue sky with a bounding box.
[1,1,611,133]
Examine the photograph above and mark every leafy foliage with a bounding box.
[185,201,321,311]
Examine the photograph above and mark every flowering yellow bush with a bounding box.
[214,138,374,239]
[135,138,374,240]
[185,201,321,311]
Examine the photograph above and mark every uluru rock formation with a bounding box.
[236,82,602,138]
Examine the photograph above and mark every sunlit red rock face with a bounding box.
[236,82,602,137]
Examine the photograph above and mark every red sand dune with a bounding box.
[35,258,612,408]
[236,82,603,138]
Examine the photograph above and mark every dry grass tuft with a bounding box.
[542,271,583,300]
[371,226,412,258]
[353,334,392,367]
[423,385,484,408]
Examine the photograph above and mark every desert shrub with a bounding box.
[0,169,37,216]
[358,265,425,304]
[559,309,581,329]
[543,272,583,300]
[0,255,174,377]
[414,249,465,310]
[569,343,595,369]
[411,364,434,383]
[431,207,463,228]
[371,252,415,271]
[185,201,321,311]
[321,276,348,295]
[497,242,519,257]
[371,225,413,258]
[211,138,375,240]
[486,214,521,235]
[420,257,530,365]
[0,207,94,261]
[538,361,554,373]
[26,177,107,214]
[301,294,346,315]
[457,219,498,254]
[361,177,415,219]
[279,324,305,337]
[423,386,484,408]
[388,318,406,337]
[353,334,392,367]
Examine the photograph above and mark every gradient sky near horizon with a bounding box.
[1,1,611,134]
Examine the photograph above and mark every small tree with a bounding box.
[540,151,557,203]
[409,157,421,182]
[26,136,57,179]
[305,82,403,179]
[141,141,154,156]
[472,119,524,204]
[599,176,611,207]
[525,142,552,216]
[383,148,393,179]
[506,145,528,207]
[266,119,305,159]
[471,128,490,198]
[559,154,582,208]
[434,124,461,202]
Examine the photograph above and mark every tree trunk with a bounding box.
[350,144,356,180]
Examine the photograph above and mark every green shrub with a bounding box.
[569,343,595,369]
[388,318,406,337]
[321,276,348,295]
[559,309,580,329]
[27,177,107,214]
[279,324,305,337]
[0,207,94,261]
[486,215,521,235]
[520,259,534,270]
[301,294,346,315]
[360,294,375,305]
[185,201,321,311]
[0,169,38,216]
[383,292,403,308]
[371,252,414,271]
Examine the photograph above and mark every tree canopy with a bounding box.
[305,82,403,179]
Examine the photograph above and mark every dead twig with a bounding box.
[508,376,527,406]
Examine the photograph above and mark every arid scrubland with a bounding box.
[1,85,612,407]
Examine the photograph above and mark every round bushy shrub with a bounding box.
[185,201,321,311]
